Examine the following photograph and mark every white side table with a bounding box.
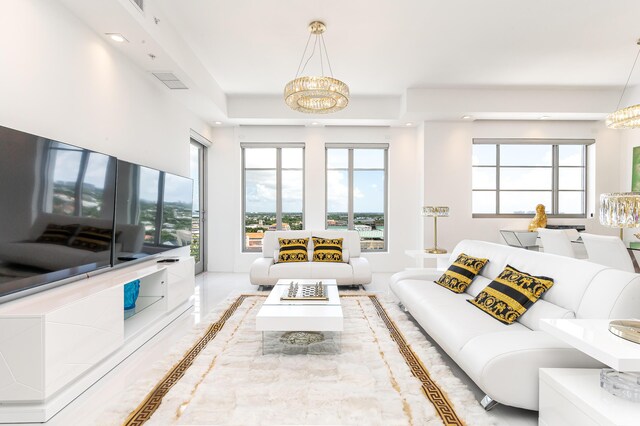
[404,250,450,270]
[539,319,640,425]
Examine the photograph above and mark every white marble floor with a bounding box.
[26,272,537,426]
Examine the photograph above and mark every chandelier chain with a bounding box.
[616,46,640,111]
[320,34,334,78]
[294,32,313,79]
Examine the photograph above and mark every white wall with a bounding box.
[0,0,212,178]
[207,125,422,273]
[423,120,624,251]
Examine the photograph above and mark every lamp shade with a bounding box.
[599,192,640,228]
[422,206,449,217]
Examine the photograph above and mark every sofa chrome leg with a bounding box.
[481,395,499,411]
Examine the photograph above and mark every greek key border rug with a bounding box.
[110,294,493,426]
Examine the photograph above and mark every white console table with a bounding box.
[0,256,195,423]
[539,319,640,425]
[404,250,450,270]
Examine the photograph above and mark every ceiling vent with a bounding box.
[152,72,188,90]
[129,0,144,12]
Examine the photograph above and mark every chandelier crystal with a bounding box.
[607,39,640,129]
[284,21,349,114]
[606,104,640,129]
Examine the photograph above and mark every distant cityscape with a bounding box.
[244,212,385,250]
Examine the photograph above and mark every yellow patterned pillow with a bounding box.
[312,237,343,262]
[435,253,488,293]
[468,265,554,325]
[277,238,309,263]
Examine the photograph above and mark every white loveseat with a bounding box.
[390,239,640,411]
[249,230,372,286]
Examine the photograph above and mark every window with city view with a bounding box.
[472,140,590,217]
[243,145,304,251]
[326,145,388,251]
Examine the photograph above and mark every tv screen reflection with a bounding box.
[114,160,193,264]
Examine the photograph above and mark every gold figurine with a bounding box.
[528,204,547,232]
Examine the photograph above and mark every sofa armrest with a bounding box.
[457,331,603,410]
[390,269,444,287]
[249,257,274,286]
[349,257,372,285]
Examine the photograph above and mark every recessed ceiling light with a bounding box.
[540,116,551,120]
[106,33,127,43]
[311,122,319,126]
[214,121,222,125]
[405,122,413,126]
[461,115,472,120]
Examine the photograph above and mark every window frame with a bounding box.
[241,143,305,252]
[472,138,593,218]
[325,143,389,252]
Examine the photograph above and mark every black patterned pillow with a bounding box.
[435,253,488,293]
[468,265,554,325]
[277,238,309,263]
[69,226,114,252]
[35,223,80,245]
[312,237,343,262]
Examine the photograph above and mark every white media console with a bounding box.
[0,256,195,423]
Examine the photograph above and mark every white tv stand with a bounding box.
[0,256,195,423]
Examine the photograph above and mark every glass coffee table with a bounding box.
[255,279,343,355]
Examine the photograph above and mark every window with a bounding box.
[472,139,592,217]
[242,144,304,251]
[326,144,388,251]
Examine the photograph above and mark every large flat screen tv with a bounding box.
[0,125,117,298]
[114,160,193,265]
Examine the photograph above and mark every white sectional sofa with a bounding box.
[249,230,372,286]
[390,239,640,411]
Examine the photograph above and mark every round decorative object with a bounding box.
[609,320,640,344]
[284,76,350,114]
[279,331,325,346]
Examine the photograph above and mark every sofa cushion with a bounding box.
[277,238,309,263]
[435,253,488,293]
[390,278,529,355]
[35,223,80,246]
[310,262,353,283]
[468,264,554,325]
[517,299,575,331]
[269,262,312,279]
[312,237,343,262]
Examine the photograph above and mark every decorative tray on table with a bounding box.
[280,282,329,301]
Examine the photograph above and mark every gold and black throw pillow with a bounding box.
[69,226,114,252]
[277,238,309,263]
[468,264,554,325]
[36,223,80,246]
[435,253,488,293]
[312,237,343,262]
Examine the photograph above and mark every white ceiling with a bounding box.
[155,0,640,96]
[58,0,640,124]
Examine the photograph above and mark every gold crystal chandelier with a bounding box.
[607,39,640,129]
[284,21,349,114]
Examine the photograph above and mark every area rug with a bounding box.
[107,294,494,426]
